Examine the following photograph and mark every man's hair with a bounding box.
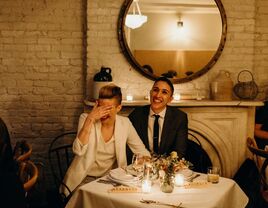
[153,76,174,96]
[99,84,122,104]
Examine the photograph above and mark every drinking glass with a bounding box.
[132,154,144,174]
[207,166,220,183]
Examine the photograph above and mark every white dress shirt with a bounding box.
[148,107,167,152]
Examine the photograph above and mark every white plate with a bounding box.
[178,168,193,179]
[109,168,140,182]
[106,174,140,187]
[125,165,140,176]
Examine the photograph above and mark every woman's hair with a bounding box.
[99,84,122,105]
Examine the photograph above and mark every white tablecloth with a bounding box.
[66,174,248,208]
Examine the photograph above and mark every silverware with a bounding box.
[140,199,185,208]
[189,174,200,182]
[97,179,122,187]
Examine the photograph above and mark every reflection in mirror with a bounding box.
[118,0,227,83]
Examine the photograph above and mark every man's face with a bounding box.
[150,81,173,114]
[97,98,121,123]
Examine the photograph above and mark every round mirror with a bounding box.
[118,0,227,83]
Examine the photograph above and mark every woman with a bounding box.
[0,118,26,208]
[62,84,150,196]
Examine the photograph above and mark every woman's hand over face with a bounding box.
[87,101,113,122]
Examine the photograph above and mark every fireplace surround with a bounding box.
[84,99,263,178]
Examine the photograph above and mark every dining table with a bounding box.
[65,169,248,208]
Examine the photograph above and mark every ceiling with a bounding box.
[137,0,219,14]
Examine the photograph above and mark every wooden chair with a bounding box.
[247,137,268,202]
[19,160,39,193]
[13,140,32,162]
[48,131,77,207]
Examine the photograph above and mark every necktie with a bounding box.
[153,114,160,154]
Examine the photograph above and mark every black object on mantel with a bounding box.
[93,66,112,82]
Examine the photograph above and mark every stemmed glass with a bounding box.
[132,154,145,176]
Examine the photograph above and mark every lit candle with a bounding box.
[126,95,133,101]
[174,93,181,101]
[175,173,184,186]
[142,179,152,193]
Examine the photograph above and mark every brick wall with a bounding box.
[87,0,268,100]
[0,0,267,194]
[255,0,268,99]
[0,0,86,189]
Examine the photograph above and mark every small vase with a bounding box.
[160,174,174,193]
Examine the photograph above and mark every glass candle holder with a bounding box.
[174,173,184,186]
[126,94,133,101]
[173,93,181,101]
[142,179,152,193]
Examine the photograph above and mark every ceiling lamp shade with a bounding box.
[125,14,147,29]
[125,0,147,29]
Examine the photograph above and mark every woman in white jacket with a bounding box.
[62,84,150,196]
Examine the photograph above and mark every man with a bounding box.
[254,100,268,149]
[127,77,188,162]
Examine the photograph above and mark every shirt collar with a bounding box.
[149,107,166,118]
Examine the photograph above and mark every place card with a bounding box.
[184,181,209,189]
[108,186,139,193]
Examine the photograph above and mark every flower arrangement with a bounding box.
[152,151,192,193]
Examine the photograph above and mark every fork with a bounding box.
[140,199,184,208]
[97,179,122,187]
[189,174,200,182]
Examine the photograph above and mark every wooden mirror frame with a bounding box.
[118,0,227,84]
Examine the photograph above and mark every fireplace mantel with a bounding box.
[85,99,263,107]
[84,99,263,178]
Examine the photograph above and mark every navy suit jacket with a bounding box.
[127,105,188,162]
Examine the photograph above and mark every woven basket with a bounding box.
[233,70,258,100]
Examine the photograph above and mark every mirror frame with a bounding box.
[118,0,227,83]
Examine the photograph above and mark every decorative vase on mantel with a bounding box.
[93,66,113,99]
[210,70,233,101]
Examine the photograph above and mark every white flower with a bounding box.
[170,151,178,159]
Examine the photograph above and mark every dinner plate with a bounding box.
[109,168,140,182]
[177,168,194,179]
[125,165,140,176]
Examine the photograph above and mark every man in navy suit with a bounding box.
[127,77,188,162]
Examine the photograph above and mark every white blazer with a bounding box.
[61,113,150,196]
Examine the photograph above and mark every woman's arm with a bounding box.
[126,119,151,157]
[77,101,112,145]
[254,124,268,140]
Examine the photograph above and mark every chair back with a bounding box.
[19,160,39,192]
[13,140,32,162]
[247,137,268,170]
[247,137,268,202]
[185,128,212,173]
[48,132,77,197]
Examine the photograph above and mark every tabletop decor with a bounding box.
[152,151,191,193]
